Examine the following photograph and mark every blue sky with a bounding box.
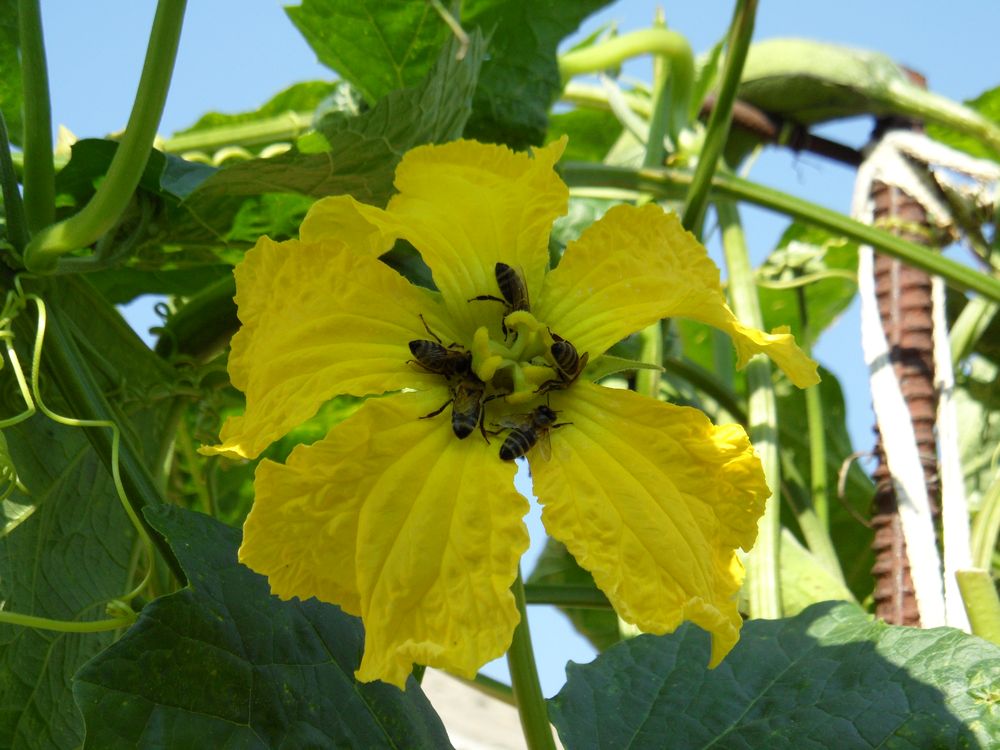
[38,0,1000,696]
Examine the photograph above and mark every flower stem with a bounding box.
[0,610,135,633]
[561,163,1000,302]
[559,28,693,141]
[681,0,758,232]
[17,0,55,234]
[507,568,556,750]
[23,0,187,272]
[717,200,782,618]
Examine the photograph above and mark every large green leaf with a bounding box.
[550,602,1000,749]
[0,0,21,147]
[0,279,173,749]
[180,30,483,238]
[286,0,448,104]
[74,505,453,749]
[462,0,612,148]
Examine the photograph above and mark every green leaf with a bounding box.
[927,85,1000,161]
[527,537,620,651]
[74,505,453,749]
[775,367,875,601]
[954,357,1000,506]
[550,602,1000,749]
[0,279,173,749]
[179,28,484,244]
[739,39,914,123]
[546,108,622,162]
[779,529,856,615]
[462,0,613,148]
[757,222,859,350]
[0,0,22,148]
[286,0,448,104]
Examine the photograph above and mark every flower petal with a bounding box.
[531,383,769,666]
[202,236,458,459]
[240,391,530,688]
[536,204,820,388]
[302,139,569,338]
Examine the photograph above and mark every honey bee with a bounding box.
[420,374,490,440]
[495,405,570,461]
[469,262,529,338]
[536,331,588,394]
[408,314,472,378]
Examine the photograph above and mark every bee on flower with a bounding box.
[202,137,818,688]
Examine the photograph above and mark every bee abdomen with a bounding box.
[499,429,535,461]
[451,413,478,439]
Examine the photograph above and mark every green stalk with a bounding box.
[950,296,998,366]
[0,111,29,254]
[559,28,693,139]
[560,163,1000,302]
[35,279,184,581]
[507,569,556,750]
[681,0,758,232]
[804,383,829,527]
[523,583,611,609]
[161,111,313,154]
[23,0,187,272]
[717,200,781,618]
[17,0,55,233]
[956,569,1000,645]
[970,473,1000,570]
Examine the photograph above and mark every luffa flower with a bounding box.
[202,138,819,688]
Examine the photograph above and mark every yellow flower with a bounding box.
[202,138,819,689]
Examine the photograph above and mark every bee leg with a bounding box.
[477,410,491,444]
[468,294,505,304]
[419,398,453,420]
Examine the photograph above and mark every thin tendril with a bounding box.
[0,281,154,632]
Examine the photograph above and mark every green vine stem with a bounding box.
[804,383,831,521]
[0,609,135,633]
[507,568,557,750]
[23,0,187,273]
[681,0,758,232]
[956,569,1000,645]
[558,28,694,141]
[717,200,781,618]
[17,0,55,234]
[560,163,1000,302]
[161,111,313,154]
[523,583,611,609]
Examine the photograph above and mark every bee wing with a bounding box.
[535,429,552,461]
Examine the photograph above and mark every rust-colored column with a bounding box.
[868,114,940,627]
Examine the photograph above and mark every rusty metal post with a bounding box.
[868,108,940,627]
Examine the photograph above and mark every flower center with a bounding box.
[471,310,579,405]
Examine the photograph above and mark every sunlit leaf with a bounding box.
[463,0,613,148]
[550,602,1000,749]
[74,505,453,749]
[286,0,448,104]
[927,85,1000,161]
